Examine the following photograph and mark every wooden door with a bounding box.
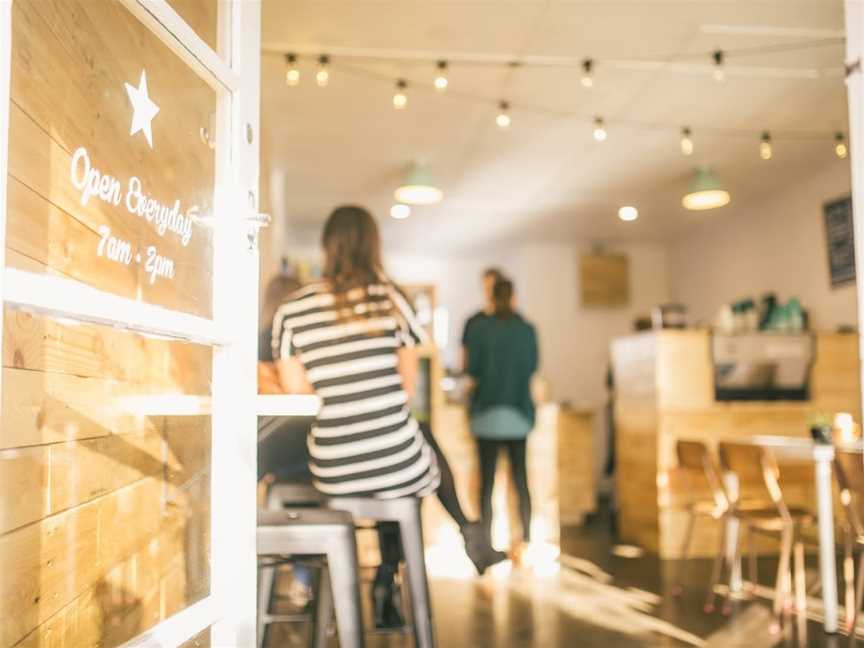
[0,1,261,646]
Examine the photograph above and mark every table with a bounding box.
[730,436,863,634]
[256,394,321,417]
[256,395,320,443]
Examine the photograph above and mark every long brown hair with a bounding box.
[322,205,393,320]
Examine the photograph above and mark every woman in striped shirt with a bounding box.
[273,206,504,626]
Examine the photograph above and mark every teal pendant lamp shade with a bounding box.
[395,161,443,205]
[682,167,730,211]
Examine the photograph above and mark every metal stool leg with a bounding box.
[398,503,436,648]
[325,528,365,648]
[311,566,333,648]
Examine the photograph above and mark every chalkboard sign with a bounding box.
[824,196,856,287]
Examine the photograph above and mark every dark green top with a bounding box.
[466,313,539,425]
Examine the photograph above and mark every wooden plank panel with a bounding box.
[0,499,101,647]
[0,445,49,535]
[656,331,714,410]
[0,368,153,449]
[9,0,216,317]
[13,510,194,648]
[49,429,165,514]
[3,309,212,393]
[812,332,861,414]
[164,415,210,484]
[6,176,137,298]
[7,103,212,318]
[98,478,164,571]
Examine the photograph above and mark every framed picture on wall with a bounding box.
[823,196,855,288]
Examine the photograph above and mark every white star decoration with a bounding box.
[124,70,160,149]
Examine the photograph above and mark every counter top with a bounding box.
[257,394,321,417]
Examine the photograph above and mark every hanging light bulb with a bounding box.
[316,55,330,87]
[393,79,408,109]
[593,117,607,142]
[434,61,449,91]
[680,127,694,156]
[285,53,300,86]
[835,132,848,159]
[760,131,773,160]
[581,59,594,88]
[712,50,725,83]
[496,101,511,129]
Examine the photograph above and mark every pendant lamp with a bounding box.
[682,168,730,211]
[394,161,443,205]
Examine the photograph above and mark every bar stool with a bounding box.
[264,484,436,648]
[323,497,436,648]
[257,508,365,648]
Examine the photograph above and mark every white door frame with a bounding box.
[0,1,262,645]
[847,3,864,422]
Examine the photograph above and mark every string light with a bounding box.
[393,79,408,109]
[835,132,848,159]
[316,55,330,87]
[434,61,449,91]
[712,50,726,83]
[279,52,842,152]
[496,101,511,129]
[581,59,594,88]
[680,127,694,156]
[760,131,773,160]
[593,117,607,142]
[285,53,300,86]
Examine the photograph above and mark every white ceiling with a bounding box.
[260,0,849,252]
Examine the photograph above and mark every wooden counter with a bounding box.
[611,330,861,558]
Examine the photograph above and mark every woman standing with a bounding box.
[466,279,538,550]
[272,206,503,627]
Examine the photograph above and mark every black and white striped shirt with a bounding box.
[272,281,440,498]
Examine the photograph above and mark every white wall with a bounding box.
[278,238,672,406]
[670,164,857,331]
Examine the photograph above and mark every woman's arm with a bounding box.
[397,346,419,400]
[276,357,315,394]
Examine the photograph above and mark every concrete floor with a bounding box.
[264,500,861,647]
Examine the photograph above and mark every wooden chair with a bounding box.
[672,440,733,608]
[718,442,815,630]
[832,449,864,639]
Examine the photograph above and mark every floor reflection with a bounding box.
[264,499,857,647]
